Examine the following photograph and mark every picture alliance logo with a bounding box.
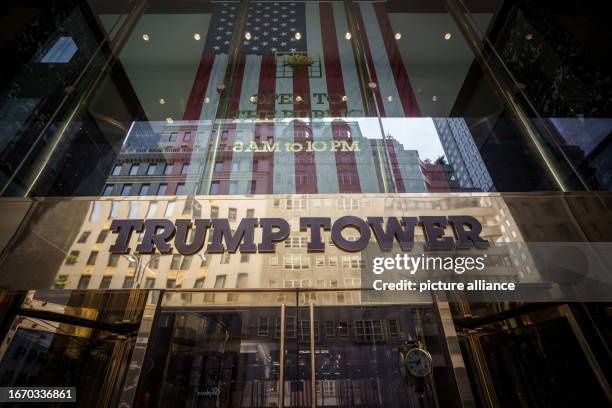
[108,215,489,255]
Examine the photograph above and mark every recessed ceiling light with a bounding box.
[165,117,174,124]
[345,32,352,40]
[295,95,303,102]
[295,32,301,40]
[158,98,165,105]
[368,82,377,89]
[249,95,257,103]
[525,33,533,40]
[341,95,348,102]
[204,97,210,103]
[142,34,150,41]
[193,33,201,41]
[432,95,438,102]
[444,32,452,40]
[387,96,393,102]
[245,31,252,40]
[394,32,402,40]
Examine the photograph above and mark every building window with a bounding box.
[86,251,98,266]
[342,255,364,269]
[99,276,112,289]
[388,319,400,338]
[96,230,109,243]
[107,254,119,267]
[150,256,160,269]
[228,208,237,222]
[144,278,155,288]
[194,278,205,288]
[283,255,310,270]
[180,256,192,270]
[170,254,181,270]
[354,320,384,343]
[183,132,192,141]
[121,184,132,196]
[337,321,349,338]
[112,164,122,176]
[165,201,176,216]
[269,254,278,266]
[123,277,134,288]
[229,181,238,194]
[340,171,355,185]
[220,253,231,264]
[210,181,220,194]
[181,163,190,175]
[258,318,269,336]
[54,275,68,289]
[77,276,90,289]
[316,256,325,267]
[146,202,158,218]
[325,321,335,338]
[140,184,150,196]
[166,279,176,289]
[102,185,114,196]
[176,183,186,195]
[200,256,210,267]
[158,183,168,195]
[129,164,140,176]
[214,161,223,172]
[77,231,90,243]
[65,250,79,265]
[211,206,219,218]
[247,209,255,218]
[164,164,174,175]
[146,164,157,175]
[169,132,178,142]
[296,172,308,185]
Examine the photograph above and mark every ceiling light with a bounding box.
[295,32,301,40]
[166,117,174,124]
[142,34,150,41]
[345,32,352,40]
[295,95,303,102]
[158,98,165,105]
[193,33,201,41]
[444,32,452,40]
[387,96,393,102]
[245,31,252,40]
[525,33,533,40]
[204,97,210,103]
[249,95,257,103]
[368,82,377,89]
[341,95,348,102]
[394,32,402,40]
[432,95,438,102]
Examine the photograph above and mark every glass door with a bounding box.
[134,290,299,407]
[298,290,463,408]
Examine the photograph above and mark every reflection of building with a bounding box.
[433,118,494,192]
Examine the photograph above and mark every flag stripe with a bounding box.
[353,4,386,117]
[373,2,421,117]
[253,54,277,194]
[320,2,362,193]
[293,65,318,193]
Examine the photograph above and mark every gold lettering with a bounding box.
[340,140,359,152]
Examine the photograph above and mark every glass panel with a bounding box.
[353,0,569,192]
[463,0,612,191]
[135,291,297,407]
[300,294,461,407]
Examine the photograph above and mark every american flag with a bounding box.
[173,1,422,196]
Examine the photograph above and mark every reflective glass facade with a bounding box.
[0,1,611,407]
